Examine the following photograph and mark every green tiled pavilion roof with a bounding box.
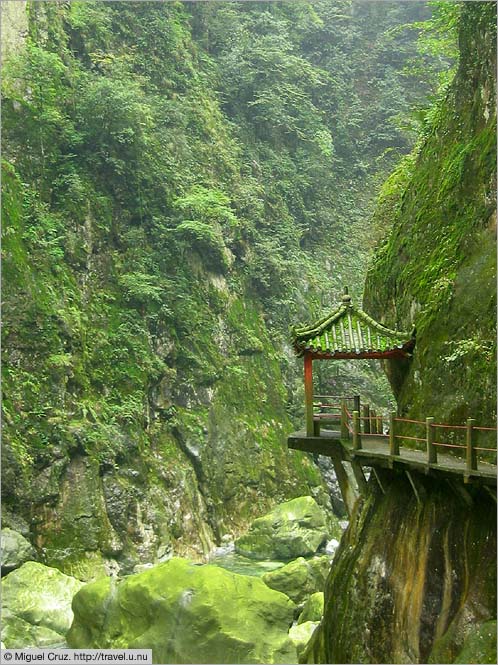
[292,290,415,358]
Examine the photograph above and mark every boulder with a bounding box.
[1,562,84,648]
[289,621,320,659]
[235,496,329,560]
[68,557,297,664]
[1,528,36,573]
[262,556,330,605]
[454,621,497,664]
[298,592,324,624]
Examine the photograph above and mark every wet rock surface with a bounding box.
[234,496,334,561]
[1,528,36,574]
[1,562,84,648]
[301,472,497,664]
[67,557,298,664]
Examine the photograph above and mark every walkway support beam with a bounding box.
[304,353,314,436]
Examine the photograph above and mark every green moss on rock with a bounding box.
[235,497,330,561]
[1,562,84,648]
[289,622,320,660]
[298,592,324,624]
[1,528,36,573]
[68,557,298,664]
[364,2,496,429]
[263,557,330,605]
[454,621,497,664]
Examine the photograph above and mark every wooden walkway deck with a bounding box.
[288,429,497,487]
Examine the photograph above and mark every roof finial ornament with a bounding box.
[342,286,352,304]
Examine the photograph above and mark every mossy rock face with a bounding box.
[1,528,36,573]
[298,592,324,624]
[454,621,497,664]
[67,557,298,664]
[304,472,497,664]
[364,1,497,429]
[1,562,84,648]
[262,557,330,605]
[289,621,320,660]
[235,497,329,561]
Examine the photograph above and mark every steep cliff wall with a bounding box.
[1,1,328,579]
[303,472,496,664]
[364,1,496,426]
[302,4,497,663]
[0,1,468,582]
[0,0,28,62]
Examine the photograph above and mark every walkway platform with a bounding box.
[288,430,497,487]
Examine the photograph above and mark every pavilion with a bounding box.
[292,288,416,436]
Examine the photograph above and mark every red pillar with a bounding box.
[304,352,314,436]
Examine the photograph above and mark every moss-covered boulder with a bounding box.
[1,562,84,648]
[1,528,36,573]
[298,592,324,624]
[235,497,329,561]
[289,622,320,660]
[454,621,497,664]
[67,557,297,664]
[262,556,330,605]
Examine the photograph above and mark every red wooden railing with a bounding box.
[312,394,497,473]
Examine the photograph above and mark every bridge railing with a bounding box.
[335,399,497,473]
[312,395,360,437]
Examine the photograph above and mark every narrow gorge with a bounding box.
[1,1,496,664]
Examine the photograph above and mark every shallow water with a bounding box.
[208,550,285,577]
[206,535,343,577]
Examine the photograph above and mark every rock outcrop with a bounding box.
[301,472,496,664]
[1,562,83,648]
[298,592,324,624]
[262,556,330,605]
[235,496,335,561]
[68,557,298,664]
[289,622,320,661]
[364,1,496,426]
[1,528,36,574]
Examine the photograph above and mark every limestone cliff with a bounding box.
[303,4,497,663]
[302,472,496,664]
[1,0,329,580]
[1,0,28,62]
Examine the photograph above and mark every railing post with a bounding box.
[363,405,370,434]
[353,411,362,450]
[341,399,349,440]
[426,417,436,464]
[371,410,377,434]
[466,418,477,472]
[377,415,383,434]
[353,395,361,415]
[389,412,399,455]
[304,353,314,436]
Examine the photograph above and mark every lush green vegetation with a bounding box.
[365,1,496,430]
[1,1,459,571]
